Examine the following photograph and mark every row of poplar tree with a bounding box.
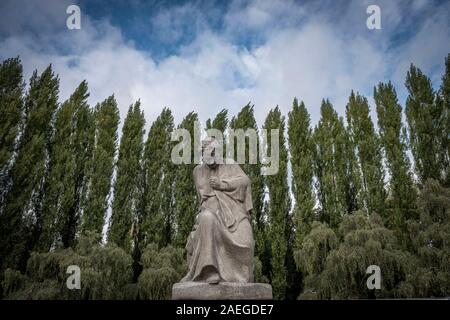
[0,54,449,299]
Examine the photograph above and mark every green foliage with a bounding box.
[296,222,338,276]
[2,232,134,300]
[320,213,411,299]
[137,243,186,299]
[405,64,445,184]
[288,98,315,247]
[313,100,351,229]
[253,256,269,283]
[139,108,175,248]
[206,108,228,160]
[298,213,412,299]
[263,107,291,299]
[38,81,94,250]
[82,96,119,235]
[0,57,24,173]
[405,180,450,297]
[346,91,386,217]
[2,237,187,300]
[0,65,59,271]
[374,82,417,247]
[2,269,27,297]
[229,103,267,277]
[206,108,228,134]
[108,101,145,252]
[173,112,199,247]
[438,54,450,187]
[296,221,338,300]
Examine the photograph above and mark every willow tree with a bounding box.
[296,221,338,299]
[319,212,411,299]
[263,106,291,299]
[82,96,119,236]
[297,213,412,299]
[108,101,145,252]
[2,232,135,300]
[0,65,59,272]
[405,180,450,297]
[137,243,186,299]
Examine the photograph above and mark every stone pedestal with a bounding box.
[172,282,273,300]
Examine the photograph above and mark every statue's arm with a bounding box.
[216,164,250,192]
[219,175,249,191]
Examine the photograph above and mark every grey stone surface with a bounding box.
[175,138,274,300]
[181,138,255,284]
[172,282,273,300]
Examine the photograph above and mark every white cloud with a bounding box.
[0,0,449,132]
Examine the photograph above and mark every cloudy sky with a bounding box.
[0,0,449,129]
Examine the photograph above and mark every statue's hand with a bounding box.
[209,176,222,190]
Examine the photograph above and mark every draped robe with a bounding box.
[181,161,255,283]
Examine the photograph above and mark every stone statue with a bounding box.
[172,137,272,299]
[180,137,255,284]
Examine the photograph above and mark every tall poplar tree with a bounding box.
[405,64,443,184]
[82,96,119,236]
[286,98,315,299]
[0,57,23,175]
[374,82,417,244]
[173,112,199,247]
[346,91,386,217]
[312,100,349,229]
[287,98,315,247]
[206,109,228,160]
[139,107,175,248]
[0,57,24,210]
[206,108,228,134]
[438,54,450,187]
[108,101,145,252]
[229,104,267,276]
[38,81,94,250]
[0,65,59,271]
[263,106,291,299]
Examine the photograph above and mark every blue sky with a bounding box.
[0,0,449,128]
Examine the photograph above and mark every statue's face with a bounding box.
[203,147,218,169]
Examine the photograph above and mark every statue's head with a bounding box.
[202,137,221,169]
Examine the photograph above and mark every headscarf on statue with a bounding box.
[193,137,253,232]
